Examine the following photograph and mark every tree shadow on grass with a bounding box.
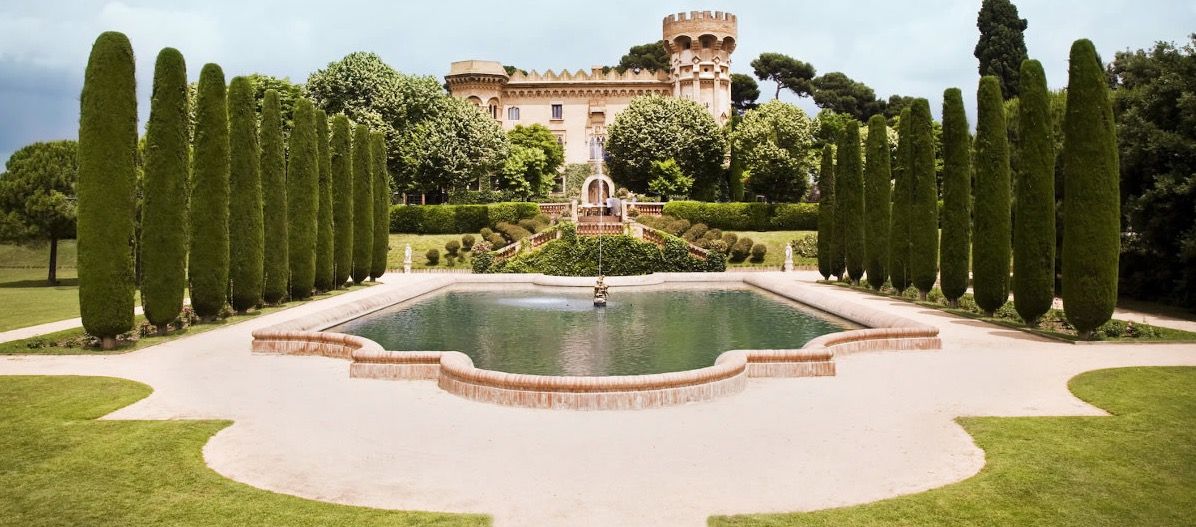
[0,277,78,288]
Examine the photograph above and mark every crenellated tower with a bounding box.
[663,11,737,124]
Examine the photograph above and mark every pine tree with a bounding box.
[287,98,319,299]
[973,76,1013,315]
[331,114,354,287]
[909,99,939,298]
[940,88,973,306]
[227,76,264,313]
[260,90,288,304]
[77,32,137,349]
[188,64,230,319]
[315,110,335,291]
[351,124,373,284]
[1062,39,1120,338]
[816,144,836,280]
[1013,59,1057,326]
[838,122,865,283]
[370,132,390,280]
[888,107,914,293]
[140,47,189,333]
[975,0,1029,99]
[864,114,891,289]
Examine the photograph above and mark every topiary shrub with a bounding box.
[260,90,289,304]
[471,246,494,273]
[485,233,506,247]
[682,223,708,242]
[314,109,335,291]
[721,232,738,248]
[445,240,461,257]
[517,218,540,234]
[750,243,767,263]
[330,114,353,288]
[189,63,231,317]
[227,76,264,313]
[287,98,319,299]
[369,131,389,281]
[730,237,754,262]
[461,234,476,252]
[496,222,532,243]
[706,239,729,256]
[791,233,818,258]
[351,124,373,284]
[425,248,440,265]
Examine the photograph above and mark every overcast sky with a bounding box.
[2,0,1194,165]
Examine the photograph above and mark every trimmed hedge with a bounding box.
[661,201,818,231]
[477,222,724,275]
[389,202,539,234]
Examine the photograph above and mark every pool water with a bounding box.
[332,284,848,376]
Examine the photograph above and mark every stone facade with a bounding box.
[445,11,738,167]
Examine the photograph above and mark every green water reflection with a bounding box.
[333,285,847,376]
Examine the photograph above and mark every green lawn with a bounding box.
[387,233,479,271]
[0,268,82,332]
[712,367,1196,526]
[726,231,817,268]
[0,375,488,526]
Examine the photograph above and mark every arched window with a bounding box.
[487,97,500,120]
[507,107,520,121]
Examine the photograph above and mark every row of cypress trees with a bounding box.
[76,32,392,346]
[816,38,1120,338]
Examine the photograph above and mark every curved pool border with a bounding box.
[252,273,940,410]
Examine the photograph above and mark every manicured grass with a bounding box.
[725,231,817,268]
[0,268,82,332]
[712,367,1196,526]
[0,375,488,526]
[0,239,77,268]
[0,284,370,355]
[387,233,478,271]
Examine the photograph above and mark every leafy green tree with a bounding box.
[909,99,939,298]
[975,0,1029,99]
[646,159,694,200]
[606,95,726,198]
[613,41,669,72]
[731,100,814,202]
[816,144,836,280]
[140,49,188,329]
[314,110,334,292]
[889,108,914,292]
[726,114,747,201]
[1111,36,1196,308]
[837,121,865,283]
[76,32,137,349]
[287,98,319,299]
[940,88,972,306]
[498,145,549,200]
[260,90,289,304]
[399,97,508,193]
[227,76,264,313]
[883,95,917,122]
[812,109,856,150]
[245,73,305,127]
[351,124,373,284]
[370,132,389,280]
[731,73,760,112]
[0,141,77,284]
[1013,60,1057,325]
[188,63,230,320]
[812,72,886,122]
[330,114,354,287]
[751,52,816,99]
[973,76,1013,315]
[1062,39,1120,338]
[509,124,564,174]
[864,115,891,289]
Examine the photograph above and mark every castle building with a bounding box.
[445,11,738,171]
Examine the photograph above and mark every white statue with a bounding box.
[403,243,413,274]
[783,244,794,272]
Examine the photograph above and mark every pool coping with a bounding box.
[251,273,940,410]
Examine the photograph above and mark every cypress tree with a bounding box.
[888,108,914,293]
[77,32,137,349]
[909,99,939,298]
[288,98,319,299]
[973,76,1013,315]
[227,77,264,313]
[838,121,865,284]
[829,137,846,280]
[816,144,836,280]
[940,88,973,306]
[188,64,230,319]
[260,90,288,304]
[331,114,354,287]
[1062,39,1120,338]
[1013,60,1057,326]
[370,132,390,280]
[315,110,335,291]
[864,114,891,289]
[351,124,373,284]
[974,0,1029,99]
[141,47,188,333]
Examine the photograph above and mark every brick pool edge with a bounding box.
[251,274,941,410]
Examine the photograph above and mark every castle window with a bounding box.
[507,107,520,121]
[551,103,563,120]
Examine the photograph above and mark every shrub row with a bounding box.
[389,202,539,234]
[661,201,818,231]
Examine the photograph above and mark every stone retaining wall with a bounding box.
[250,273,942,410]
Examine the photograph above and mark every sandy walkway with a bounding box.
[1,272,1193,526]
